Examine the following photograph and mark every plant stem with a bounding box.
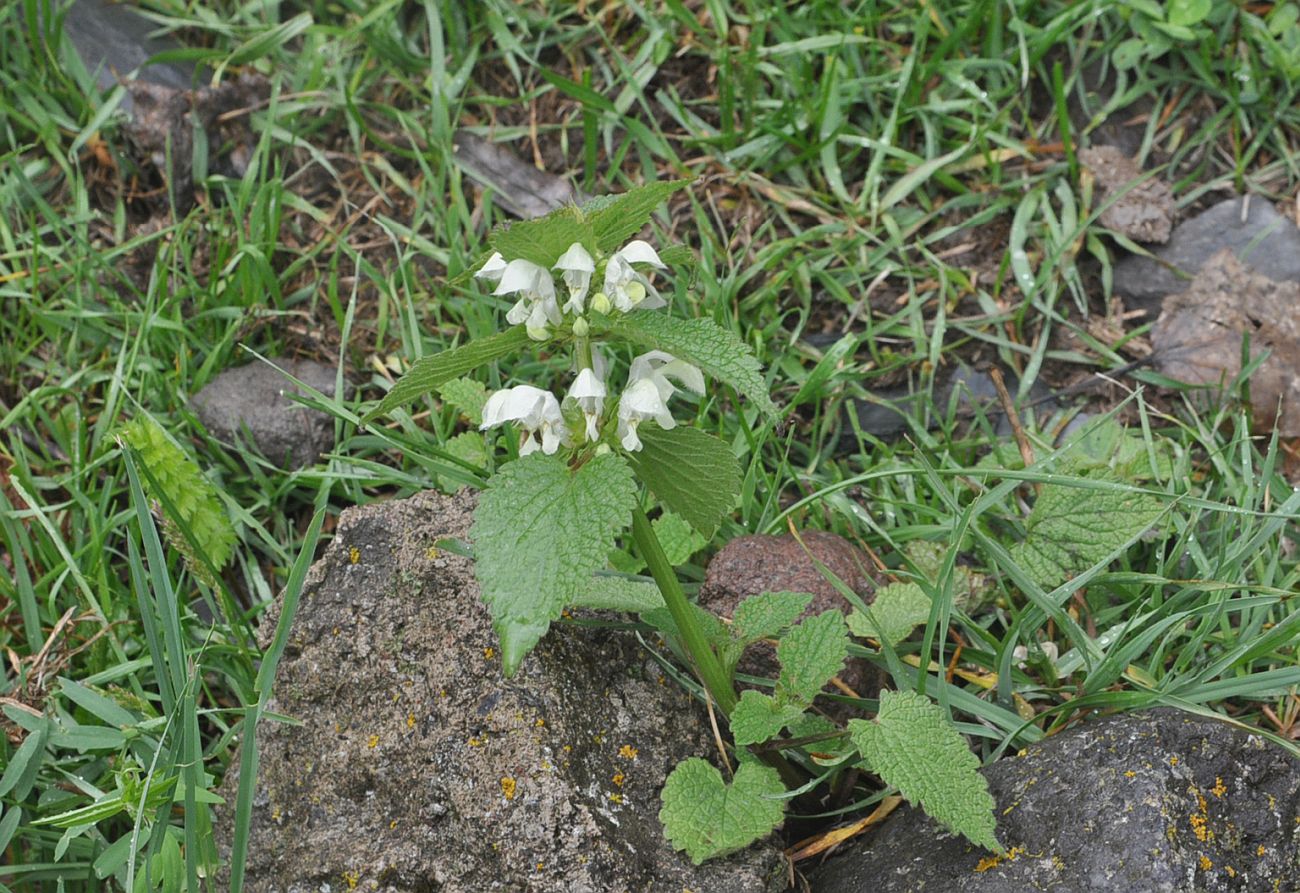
[630,506,738,715]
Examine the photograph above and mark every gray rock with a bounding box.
[214,490,784,893]
[1114,196,1300,318]
[1080,145,1173,244]
[61,0,199,107]
[191,359,344,469]
[809,708,1300,892]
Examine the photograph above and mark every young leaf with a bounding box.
[731,592,813,644]
[651,511,707,565]
[1008,482,1163,588]
[625,425,741,539]
[471,452,637,675]
[775,610,849,703]
[488,206,595,269]
[729,690,807,746]
[850,689,1001,852]
[438,377,490,426]
[583,178,691,253]
[847,582,932,646]
[362,328,532,424]
[435,431,487,492]
[603,313,777,419]
[659,757,785,864]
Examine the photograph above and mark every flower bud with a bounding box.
[572,316,590,338]
[590,292,612,315]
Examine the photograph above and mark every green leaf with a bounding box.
[488,206,595,269]
[584,179,691,253]
[436,431,487,492]
[1166,0,1211,28]
[776,610,849,703]
[438,377,490,426]
[0,718,48,800]
[570,575,664,613]
[602,313,777,419]
[850,689,1001,852]
[659,757,785,864]
[362,328,532,424]
[729,690,807,746]
[900,541,992,612]
[731,591,813,644]
[1008,482,1163,588]
[626,425,742,538]
[471,452,637,675]
[58,678,136,728]
[651,511,707,565]
[847,583,932,646]
[1059,419,1172,481]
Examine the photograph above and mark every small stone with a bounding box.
[1151,250,1300,436]
[1114,196,1300,318]
[191,359,346,469]
[810,708,1300,892]
[1080,145,1174,244]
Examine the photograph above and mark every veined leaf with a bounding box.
[847,582,932,646]
[488,206,595,269]
[362,328,531,423]
[776,610,849,703]
[570,575,664,613]
[730,691,807,746]
[850,689,1001,852]
[438,377,490,426]
[659,757,785,864]
[471,452,636,675]
[583,179,691,253]
[603,313,777,418]
[627,425,741,539]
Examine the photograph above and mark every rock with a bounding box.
[809,708,1300,892]
[1080,145,1173,244]
[453,132,584,219]
[191,359,346,469]
[61,0,198,104]
[1151,250,1300,436]
[1113,196,1300,318]
[214,490,784,893]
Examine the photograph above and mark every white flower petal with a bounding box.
[493,258,551,297]
[616,240,665,268]
[620,378,668,417]
[474,252,508,281]
[480,386,550,430]
[554,242,595,273]
[569,368,606,400]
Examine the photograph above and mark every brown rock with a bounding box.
[1080,145,1174,244]
[1152,250,1300,435]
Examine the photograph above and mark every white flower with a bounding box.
[603,240,667,312]
[474,252,508,283]
[553,242,595,316]
[567,368,606,442]
[493,259,561,340]
[628,350,705,400]
[480,385,569,455]
[617,378,673,451]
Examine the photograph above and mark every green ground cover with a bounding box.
[2,0,1299,888]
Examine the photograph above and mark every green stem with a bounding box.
[630,506,737,715]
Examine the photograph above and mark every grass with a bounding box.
[2,0,1299,888]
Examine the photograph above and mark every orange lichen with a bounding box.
[974,846,1025,873]
[1124,770,1136,778]
[612,772,625,787]
[1169,756,1179,766]
[1225,865,1236,878]
[343,869,360,890]
[367,734,380,749]
[618,744,639,760]
[484,647,495,660]
[1211,777,1227,798]
[608,792,624,804]
[407,713,416,730]
[1257,844,1267,856]
[501,777,517,800]
[535,718,545,728]
[349,547,360,565]
[1199,854,1213,871]
[390,819,398,830]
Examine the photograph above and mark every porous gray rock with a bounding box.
[1114,196,1300,318]
[191,359,344,469]
[1080,145,1174,244]
[809,708,1300,892]
[214,489,785,893]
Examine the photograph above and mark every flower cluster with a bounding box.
[473,239,701,454]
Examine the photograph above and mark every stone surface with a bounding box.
[453,132,584,219]
[191,359,346,469]
[214,489,785,893]
[1151,250,1300,436]
[1080,145,1174,244]
[810,708,1300,892]
[1114,196,1300,318]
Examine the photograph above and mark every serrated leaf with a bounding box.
[776,610,849,703]
[626,425,742,538]
[603,313,777,419]
[471,452,637,675]
[362,328,531,423]
[643,602,727,649]
[847,583,931,646]
[731,592,813,644]
[1059,419,1172,482]
[651,510,707,565]
[488,206,595,269]
[729,690,806,746]
[901,541,991,613]
[659,757,785,864]
[438,377,490,426]
[584,179,691,253]
[850,689,1001,852]
[436,431,487,492]
[570,575,664,613]
[1008,482,1163,588]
